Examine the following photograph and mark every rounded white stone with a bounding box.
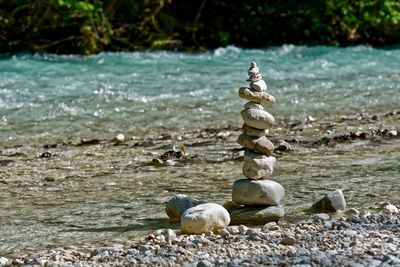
[181,203,230,234]
[238,87,275,105]
[232,179,285,206]
[243,150,276,179]
[166,194,202,222]
[250,79,267,92]
[241,109,275,129]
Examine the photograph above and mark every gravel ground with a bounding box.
[1,208,399,267]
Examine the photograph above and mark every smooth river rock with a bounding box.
[237,134,274,156]
[166,194,203,222]
[244,101,264,110]
[248,62,259,77]
[250,79,267,92]
[241,123,269,137]
[243,150,276,179]
[312,189,346,212]
[246,73,262,82]
[241,108,276,130]
[232,179,285,206]
[180,203,230,234]
[230,205,285,224]
[238,87,275,105]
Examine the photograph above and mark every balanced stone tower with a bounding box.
[229,62,285,224]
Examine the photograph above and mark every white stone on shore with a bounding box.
[312,189,346,212]
[230,205,285,224]
[380,202,399,213]
[241,123,269,137]
[250,79,267,92]
[113,133,125,143]
[238,87,275,105]
[0,257,9,266]
[243,150,276,179]
[237,134,274,156]
[244,101,264,110]
[241,109,275,129]
[232,179,285,206]
[180,203,230,234]
[166,194,202,222]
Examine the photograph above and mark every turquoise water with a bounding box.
[1,45,399,144]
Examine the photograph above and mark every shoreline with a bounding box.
[1,208,399,266]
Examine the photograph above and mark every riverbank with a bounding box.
[1,110,399,258]
[1,208,399,266]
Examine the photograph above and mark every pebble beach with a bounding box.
[1,209,399,266]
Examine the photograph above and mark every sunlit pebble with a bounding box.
[116,133,125,142]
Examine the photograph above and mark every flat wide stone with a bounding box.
[243,150,276,179]
[237,134,274,156]
[230,205,285,225]
[232,179,285,206]
[238,87,275,105]
[241,109,275,130]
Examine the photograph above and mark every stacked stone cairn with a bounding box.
[229,62,285,224]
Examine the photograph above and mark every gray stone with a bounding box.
[238,87,275,105]
[241,123,269,137]
[237,134,274,156]
[243,150,276,179]
[230,206,285,224]
[247,62,259,77]
[250,79,267,92]
[311,213,331,221]
[244,101,264,110]
[166,194,202,222]
[197,260,212,267]
[232,179,285,206]
[240,108,275,130]
[312,189,346,212]
[181,203,230,234]
[247,73,262,82]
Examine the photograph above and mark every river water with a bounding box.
[0,45,399,256]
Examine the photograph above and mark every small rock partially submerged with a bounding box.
[312,189,346,212]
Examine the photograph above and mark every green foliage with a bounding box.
[0,0,399,54]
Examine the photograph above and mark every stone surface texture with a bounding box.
[180,203,230,234]
[243,150,276,179]
[240,108,276,130]
[232,179,285,206]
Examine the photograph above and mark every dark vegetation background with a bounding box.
[1,0,400,54]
